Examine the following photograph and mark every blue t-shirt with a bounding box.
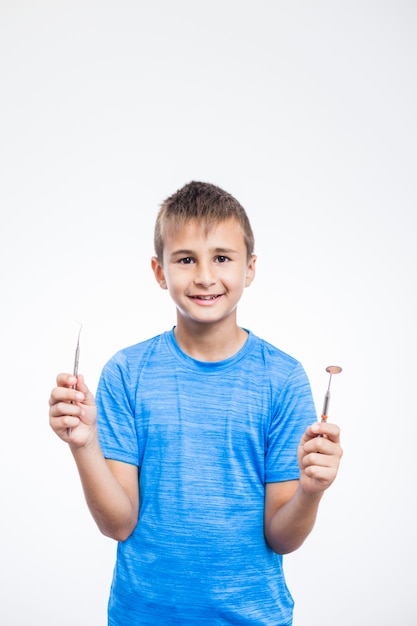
[96,329,316,625]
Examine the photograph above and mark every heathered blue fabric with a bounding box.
[96,329,316,625]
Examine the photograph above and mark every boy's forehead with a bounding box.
[162,216,243,243]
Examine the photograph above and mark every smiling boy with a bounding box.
[49,181,342,625]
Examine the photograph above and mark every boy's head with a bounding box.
[154,181,255,263]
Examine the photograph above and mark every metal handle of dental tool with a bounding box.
[321,365,342,422]
[67,322,82,437]
[72,323,82,384]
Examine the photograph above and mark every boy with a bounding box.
[49,181,342,625]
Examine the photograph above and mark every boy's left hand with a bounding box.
[298,422,343,496]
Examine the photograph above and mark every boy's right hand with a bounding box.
[49,373,97,448]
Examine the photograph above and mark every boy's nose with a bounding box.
[194,263,216,287]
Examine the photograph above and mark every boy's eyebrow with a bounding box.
[211,247,241,256]
[169,247,240,258]
[170,249,195,258]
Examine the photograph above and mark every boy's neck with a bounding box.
[173,318,248,362]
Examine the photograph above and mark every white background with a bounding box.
[1,1,416,624]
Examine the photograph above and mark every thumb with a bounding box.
[75,374,95,404]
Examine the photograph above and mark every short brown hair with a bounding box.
[154,181,255,262]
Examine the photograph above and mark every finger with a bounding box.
[73,375,96,406]
[55,372,78,388]
[49,387,84,407]
[50,389,83,415]
[60,415,81,434]
[303,459,339,483]
[303,434,339,456]
[302,448,336,470]
[301,441,341,471]
[49,403,81,433]
[74,374,88,394]
[50,398,85,425]
[309,421,341,442]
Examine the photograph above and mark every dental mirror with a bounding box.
[321,365,342,422]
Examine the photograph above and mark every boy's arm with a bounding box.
[264,421,342,555]
[71,442,139,542]
[49,374,139,542]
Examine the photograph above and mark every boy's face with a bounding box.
[151,217,256,328]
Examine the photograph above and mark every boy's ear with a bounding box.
[245,254,257,287]
[151,256,167,289]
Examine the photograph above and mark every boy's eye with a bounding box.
[179,257,194,264]
[215,255,229,263]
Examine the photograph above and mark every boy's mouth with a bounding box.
[190,295,221,301]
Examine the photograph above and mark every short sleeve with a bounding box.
[265,362,316,483]
[96,351,139,466]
